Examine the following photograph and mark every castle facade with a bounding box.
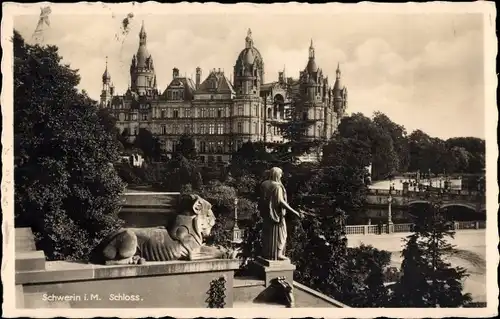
[100,22,348,163]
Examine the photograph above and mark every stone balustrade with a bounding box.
[345,220,486,235]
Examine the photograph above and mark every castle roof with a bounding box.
[196,70,235,94]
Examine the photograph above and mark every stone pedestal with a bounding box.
[250,256,296,288]
[387,221,394,234]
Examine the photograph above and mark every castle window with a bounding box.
[132,114,137,121]
[133,127,138,136]
[237,122,243,134]
[200,124,206,134]
[141,113,148,121]
[180,91,184,100]
[217,123,224,135]
[254,122,258,134]
[167,91,172,100]
[184,124,190,133]
[161,110,166,118]
[162,125,167,135]
[217,108,223,118]
[209,123,215,135]
[185,109,191,118]
[216,141,224,153]
[209,108,215,118]
[208,141,215,153]
[199,141,206,153]
[201,109,206,117]
[173,110,179,118]
[173,125,179,134]
[238,106,244,116]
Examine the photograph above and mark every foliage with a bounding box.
[206,276,227,308]
[346,244,391,307]
[391,200,472,307]
[162,154,203,191]
[238,211,263,267]
[134,128,162,161]
[14,31,125,261]
[338,113,399,180]
[173,134,198,161]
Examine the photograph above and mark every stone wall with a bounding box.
[15,227,239,309]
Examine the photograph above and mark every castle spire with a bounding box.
[309,39,315,59]
[139,20,147,45]
[102,56,111,84]
[336,62,341,79]
[245,28,253,49]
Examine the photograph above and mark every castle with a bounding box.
[100,22,348,163]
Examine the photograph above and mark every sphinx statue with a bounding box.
[90,194,232,265]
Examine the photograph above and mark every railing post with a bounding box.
[363,225,368,235]
[475,221,479,229]
[454,222,459,230]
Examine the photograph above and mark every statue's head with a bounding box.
[178,194,216,239]
[268,167,283,182]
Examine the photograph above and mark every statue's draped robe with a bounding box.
[259,180,287,260]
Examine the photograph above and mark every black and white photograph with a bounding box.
[1,2,497,318]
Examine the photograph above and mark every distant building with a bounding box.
[101,22,348,163]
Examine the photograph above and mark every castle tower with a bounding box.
[130,21,157,96]
[333,63,348,122]
[232,28,266,149]
[100,56,114,108]
[299,40,326,140]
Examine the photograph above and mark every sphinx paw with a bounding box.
[138,257,146,265]
[129,255,143,264]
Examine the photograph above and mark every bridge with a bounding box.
[366,188,486,213]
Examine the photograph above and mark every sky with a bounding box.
[13,7,486,140]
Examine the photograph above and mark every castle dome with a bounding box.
[235,29,263,68]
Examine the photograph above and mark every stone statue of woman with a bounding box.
[259,167,302,261]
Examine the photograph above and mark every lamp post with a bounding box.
[232,197,240,243]
[387,190,394,234]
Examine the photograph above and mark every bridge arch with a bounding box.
[408,200,479,213]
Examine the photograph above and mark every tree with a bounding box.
[173,134,198,161]
[392,200,472,307]
[162,154,203,191]
[338,113,398,180]
[347,244,391,307]
[14,31,125,261]
[97,108,125,152]
[134,128,162,161]
[373,111,410,172]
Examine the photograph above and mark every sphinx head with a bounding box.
[179,194,216,239]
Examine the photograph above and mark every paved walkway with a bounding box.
[348,229,486,302]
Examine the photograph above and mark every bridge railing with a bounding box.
[346,221,485,235]
[367,188,481,198]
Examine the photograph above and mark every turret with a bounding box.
[100,56,113,108]
[130,21,157,95]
